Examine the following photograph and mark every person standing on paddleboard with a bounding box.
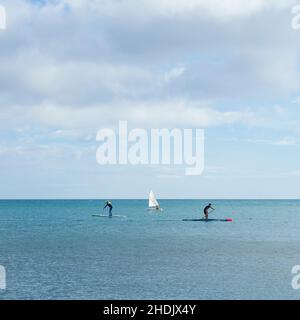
[104,200,113,217]
[204,203,215,220]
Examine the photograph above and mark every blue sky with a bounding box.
[0,0,300,199]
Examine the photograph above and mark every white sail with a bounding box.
[149,190,159,208]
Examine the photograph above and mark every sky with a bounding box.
[0,0,300,199]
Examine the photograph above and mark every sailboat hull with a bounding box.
[147,208,163,212]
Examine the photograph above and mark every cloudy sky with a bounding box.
[0,0,300,199]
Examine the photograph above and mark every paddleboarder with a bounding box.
[203,203,215,220]
[104,200,113,217]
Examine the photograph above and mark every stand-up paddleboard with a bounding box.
[183,218,233,222]
[92,214,127,218]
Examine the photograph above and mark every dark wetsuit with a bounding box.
[104,202,113,216]
[204,205,212,219]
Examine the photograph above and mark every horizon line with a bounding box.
[0,198,299,201]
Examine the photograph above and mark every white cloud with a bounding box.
[0,0,299,110]
[0,99,260,130]
[0,5,6,30]
[62,0,295,20]
[0,144,62,157]
[251,49,300,94]
[274,137,297,146]
[285,170,300,177]
[247,136,298,146]
[292,97,300,104]
[1,0,300,199]
[151,0,294,19]
[163,66,186,84]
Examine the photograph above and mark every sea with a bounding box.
[0,199,300,300]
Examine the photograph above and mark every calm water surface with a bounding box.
[0,199,300,299]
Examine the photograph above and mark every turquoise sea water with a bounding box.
[0,199,300,300]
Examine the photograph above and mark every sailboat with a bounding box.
[147,190,163,211]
